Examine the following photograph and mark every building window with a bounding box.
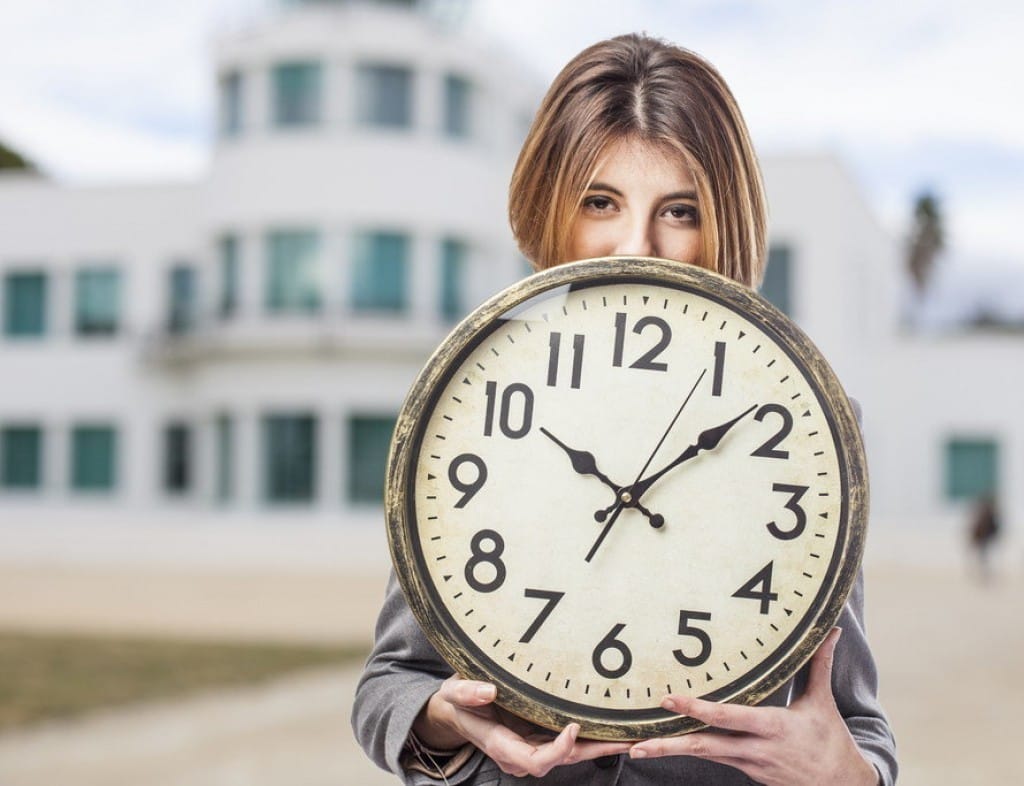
[163,422,191,493]
[71,424,116,491]
[168,265,197,334]
[219,235,240,318]
[215,414,233,503]
[352,232,408,313]
[348,415,396,504]
[266,230,321,313]
[945,438,998,501]
[3,271,47,337]
[272,61,322,127]
[1,425,42,489]
[440,237,466,321]
[264,414,316,503]
[75,268,120,336]
[761,245,792,317]
[443,74,471,138]
[219,71,244,137]
[356,64,412,129]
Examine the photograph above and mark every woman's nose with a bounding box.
[613,220,655,257]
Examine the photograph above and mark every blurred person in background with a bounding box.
[968,495,1000,583]
[352,33,896,786]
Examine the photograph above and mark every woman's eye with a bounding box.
[664,204,698,222]
[583,196,615,212]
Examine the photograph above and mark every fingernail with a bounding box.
[568,723,580,741]
[475,684,496,700]
[630,747,648,759]
[661,697,677,712]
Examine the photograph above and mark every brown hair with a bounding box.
[509,34,767,287]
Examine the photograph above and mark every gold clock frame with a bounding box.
[385,256,868,740]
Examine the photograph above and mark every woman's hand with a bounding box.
[628,628,879,786]
[413,675,631,778]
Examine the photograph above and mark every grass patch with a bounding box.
[0,631,369,732]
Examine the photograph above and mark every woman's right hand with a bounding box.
[412,675,631,778]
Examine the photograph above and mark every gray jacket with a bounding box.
[351,569,897,785]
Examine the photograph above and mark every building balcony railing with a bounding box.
[142,306,459,366]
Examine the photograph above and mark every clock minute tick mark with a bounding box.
[803,572,814,579]
[770,624,779,631]
[477,625,486,632]
[767,359,776,367]
[791,393,802,400]
[701,311,708,321]
[491,347,499,357]
[794,590,804,598]
[753,344,760,353]
[476,362,486,371]
[442,415,453,421]
[524,323,532,332]
[780,375,789,383]
[452,397,462,404]
[719,320,727,330]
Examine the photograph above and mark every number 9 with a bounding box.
[448,453,488,508]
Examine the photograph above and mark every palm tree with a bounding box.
[0,139,37,172]
[906,192,944,293]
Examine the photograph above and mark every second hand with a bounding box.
[584,367,708,563]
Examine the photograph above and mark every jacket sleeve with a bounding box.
[350,571,491,785]
[789,569,897,786]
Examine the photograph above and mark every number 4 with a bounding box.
[732,561,779,615]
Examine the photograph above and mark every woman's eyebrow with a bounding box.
[587,181,624,196]
[663,190,698,200]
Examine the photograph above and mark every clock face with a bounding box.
[386,257,866,740]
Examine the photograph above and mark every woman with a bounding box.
[352,34,896,786]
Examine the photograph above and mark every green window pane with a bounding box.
[357,64,412,128]
[440,238,466,321]
[164,422,191,493]
[272,62,322,127]
[71,425,116,491]
[215,414,234,503]
[761,245,792,317]
[219,235,239,318]
[266,230,321,313]
[1,426,42,489]
[946,439,998,500]
[443,74,471,138]
[348,415,396,504]
[168,266,196,334]
[219,71,244,136]
[353,232,408,313]
[264,414,316,502]
[75,268,120,335]
[4,272,47,337]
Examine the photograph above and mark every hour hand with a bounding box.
[631,404,758,500]
[539,427,618,492]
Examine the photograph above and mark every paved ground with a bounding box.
[0,555,1022,785]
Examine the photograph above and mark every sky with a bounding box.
[1,0,1022,321]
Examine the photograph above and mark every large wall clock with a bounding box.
[385,256,867,741]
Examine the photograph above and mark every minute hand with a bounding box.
[629,404,758,500]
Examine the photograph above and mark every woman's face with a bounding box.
[566,136,702,265]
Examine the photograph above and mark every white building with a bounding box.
[0,0,1019,571]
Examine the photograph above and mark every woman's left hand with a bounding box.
[628,628,878,786]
